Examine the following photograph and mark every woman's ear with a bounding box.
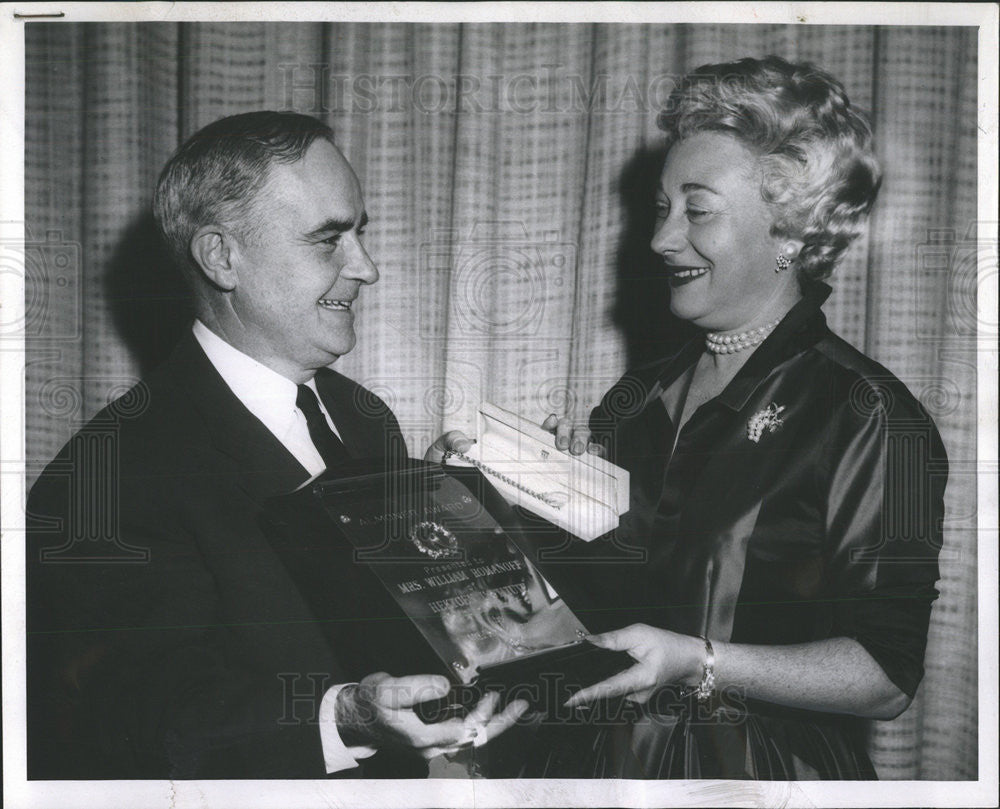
[190,225,238,291]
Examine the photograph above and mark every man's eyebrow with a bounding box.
[304,211,369,239]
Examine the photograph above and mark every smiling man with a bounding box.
[26,112,523,780]
[173,128,377,381]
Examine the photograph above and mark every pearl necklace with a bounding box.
[705,318,781,355]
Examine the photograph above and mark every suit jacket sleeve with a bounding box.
[27,369,409,779]
[27,440,338,778]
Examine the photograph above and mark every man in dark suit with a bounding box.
[26,111,524,779]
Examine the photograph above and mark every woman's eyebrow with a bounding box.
[680,182,720,195]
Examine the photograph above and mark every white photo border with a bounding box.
[2,3,996,808]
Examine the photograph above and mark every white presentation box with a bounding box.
[445,402,630,542]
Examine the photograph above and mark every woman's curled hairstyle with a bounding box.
[658,55,881,281]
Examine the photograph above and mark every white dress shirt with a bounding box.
[192,320,376,773]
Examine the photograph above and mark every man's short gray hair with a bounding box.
[153,111,336,280]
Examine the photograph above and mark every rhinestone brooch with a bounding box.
[747,403,785,443]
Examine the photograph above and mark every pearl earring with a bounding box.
[775,254,791,273]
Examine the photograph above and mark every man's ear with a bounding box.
[190,225,239,291]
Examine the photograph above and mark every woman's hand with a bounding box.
[540,414,605,457]
[566,630,914,720]
[564,624,704,707]
[424,430,474,463]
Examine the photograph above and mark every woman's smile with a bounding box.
[665,265,710,286]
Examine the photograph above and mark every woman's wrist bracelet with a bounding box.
[693,636,716,703]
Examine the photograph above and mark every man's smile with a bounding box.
[317,298,353,310]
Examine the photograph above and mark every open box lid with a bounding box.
[447,402,630,541]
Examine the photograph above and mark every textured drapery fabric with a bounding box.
[24,22,978,780]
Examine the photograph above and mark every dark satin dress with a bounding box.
[530,283,947,779]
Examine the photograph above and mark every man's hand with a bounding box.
[336,672,528,758]
[541,414,605,457]
[563,625,703,707]
[424,430,474,463]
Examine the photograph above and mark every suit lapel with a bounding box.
[162,333,311,501]
[161,334,394,498]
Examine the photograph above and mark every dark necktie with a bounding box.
[296,384,352,470]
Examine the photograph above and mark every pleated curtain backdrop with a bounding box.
[23,22,978,780]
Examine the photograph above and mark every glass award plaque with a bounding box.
[301,461,631,719]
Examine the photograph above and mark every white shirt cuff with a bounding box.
[319,684,378,774]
